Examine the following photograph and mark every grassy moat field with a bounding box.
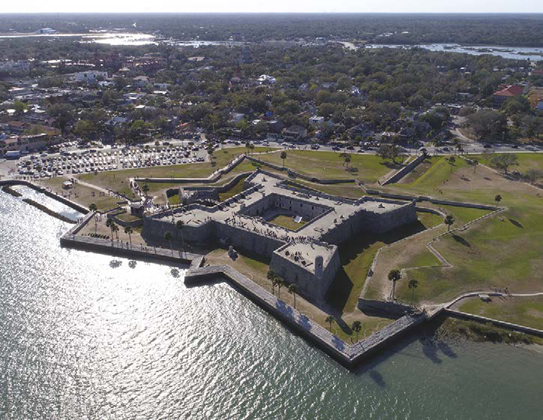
[47,150,543,341]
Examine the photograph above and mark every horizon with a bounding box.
[1,0,542,14]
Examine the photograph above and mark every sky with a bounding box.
[0,0,543,13]
[1,0,542,14]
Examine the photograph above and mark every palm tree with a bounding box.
[164,231,173,255]
[271,277,279,296]
[142,183,150,199]
[444,214,455,231]
[288,284,299,309]
[495,194,502,207]
[388,269,401,301]
[448,156,456,172]
[89,203,98,234]
[344,154,351,168]
[276,277,284,299]
[267,269,276,294]
[408,279,419,303]
[352,321,362,341]
[124,225,133,247]
[325,315,335,332]
[105,218,116,243]
[280,151,287,168]
[175,220,185,255]
[111,223,119,242]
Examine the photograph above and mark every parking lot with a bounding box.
[14,145,206,180]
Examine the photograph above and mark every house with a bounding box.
[493,84,525,106]
[257,74,276,85]
[268,120,284,133]
[35,28,57,34]
[230,112,245,123]
[0,134,54,156]
[133,76,151,88]
[282,125,308,140]
[309,116,325,126]
[74,71,108,84]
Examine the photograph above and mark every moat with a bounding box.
[2,189,543,419]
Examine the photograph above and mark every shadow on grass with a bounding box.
[327,220,428,314]
[452,234,471,247]
[508,217,524,228]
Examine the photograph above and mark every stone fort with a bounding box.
[143,170,417,303]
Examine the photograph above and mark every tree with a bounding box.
[280,151,287,168]
[444,214,455,231]
[448,156,456,172]
[465,110,507,141]
[288,284,299,309]
[111,223,119,241]
[408,279,419,303]
[276,277,285,299]
[472,159,479,174]
[175,220,185,255]
[495,194,502,207]
[267,269,276,294]
[377,143,402,164]
[388,269,401,301]
[89,203,98,234]
[142,184,150,198]
[352,320,362,341]
[490,154,519,175]
[325,315,335,332]
[164,231,173,255]
[47,103,75,134]
[124,226,133,247]
[344,154,351,168]
[105,218,116,243]
[524,169,543,184]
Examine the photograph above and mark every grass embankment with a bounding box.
[384,155,543,307]
[458,296,543,331]
[257,150,394,184]
[218,176,248,202]
[328,213,441,314]
[436,317,543,345]
[39,177,119,211]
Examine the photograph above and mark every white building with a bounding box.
[309,116,325,126]
[74,71,108,84]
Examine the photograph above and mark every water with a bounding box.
[12,186,82,222]
[1,189,543,419]
[363,43,543,61]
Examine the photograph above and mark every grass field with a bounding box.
[257,150,394,184]
[328,213,441,314]
[218,176,248,202]
[39,178,120,211]
[458,296,543,331]
[269,214,307,230]
[77,147,273,197]
[386,157,543,305]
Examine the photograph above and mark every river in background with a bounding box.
[2,189,543,420]
[359,43,543,61]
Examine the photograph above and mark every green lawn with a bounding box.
[392,159,543,305]
[328,214,438,313]
[269,214,307,231]
[219,176,248,202]
[257,150,394,184]
[458,296,543,331]
[78,147,273,196]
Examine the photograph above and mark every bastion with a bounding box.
[142,170,417,303]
